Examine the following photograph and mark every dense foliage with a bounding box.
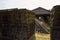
[0,9,35,40]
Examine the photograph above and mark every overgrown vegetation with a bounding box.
[0,9,35,40]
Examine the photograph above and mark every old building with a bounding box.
[32,7,50,23]
[32,7,50,33]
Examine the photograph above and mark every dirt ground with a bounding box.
[35,32,50,40]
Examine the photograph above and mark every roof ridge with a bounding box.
[32,7,50,12]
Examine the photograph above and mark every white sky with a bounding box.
[0,0,60,10]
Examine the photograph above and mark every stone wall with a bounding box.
[0,8,35,40]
